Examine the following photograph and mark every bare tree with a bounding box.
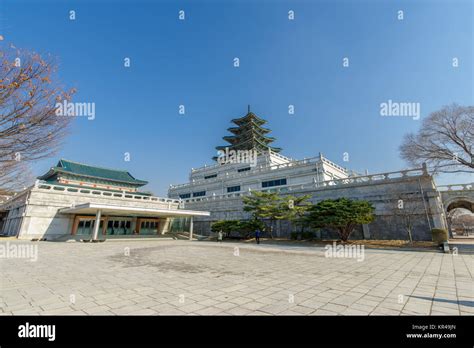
[0,160,35,191]
[0,44,75,190]
[391,193,426,243]
[400,104,473,173]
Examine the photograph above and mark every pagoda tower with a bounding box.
[214,106,282,161]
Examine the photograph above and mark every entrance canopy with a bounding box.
[59,202,210,218]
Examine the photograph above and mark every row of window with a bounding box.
[179,191,206,198]
[178,178,288,198]
[78,220,158,230]
[77,219,159,231]
[202,166,253,180]
[108,220,131,229]
[262,178,287,188]
[63,175,135,188]
[141,221,159,229]
[237,167,251,173]
[227,185,240,193]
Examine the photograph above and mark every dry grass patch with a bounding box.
[248,238,437,250]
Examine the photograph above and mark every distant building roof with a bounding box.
[37,159,148,187]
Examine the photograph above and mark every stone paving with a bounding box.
[0,240,472,315]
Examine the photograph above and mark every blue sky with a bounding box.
[1,0,472,195]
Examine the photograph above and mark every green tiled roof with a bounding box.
[37,159,148,186]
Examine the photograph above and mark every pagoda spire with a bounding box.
[213,108,282,161]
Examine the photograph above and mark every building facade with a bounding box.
[169,110,354,200]
[0,159,209,240]
[168,110,448,240]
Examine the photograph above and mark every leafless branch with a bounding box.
[400,104,474,174]
[0,44,75,189]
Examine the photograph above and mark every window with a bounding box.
[204,174,217,179]
[227,185,241,193]
[262,178,287,188]
[193,191,206,197]
[238,167,251,173]
[179,193,191,199]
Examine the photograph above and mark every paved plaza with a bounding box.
[0,240,473,315]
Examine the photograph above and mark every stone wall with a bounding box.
[182,170,447,241]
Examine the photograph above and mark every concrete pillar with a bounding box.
[189,217,194,241]
[71,216,79,235]
[92,209,102,241]
[102,216,108,235]
[136,218,142,234]
[158,218,171,235]
[131,217,138,234]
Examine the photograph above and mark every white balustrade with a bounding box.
[437,183,473,192]
[29,183,181,204]
[179,167,428,203]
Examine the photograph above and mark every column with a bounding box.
[131,217,138,234]
[71,216,80,235]
[136,218,141,234]
[189,217,194,241]
[102,216,108,236]
[92,209,102,241]
[158,218,171,235]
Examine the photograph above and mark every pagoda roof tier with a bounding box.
[231,112,267,126]
[228,123,271,135]
[214,108,282,161]
[223,134,276,145]
[216,136,282,153]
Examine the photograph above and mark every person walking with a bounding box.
[217,230,223,243]
[255,229,260,244]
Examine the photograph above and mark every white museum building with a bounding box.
[0,159,209,240]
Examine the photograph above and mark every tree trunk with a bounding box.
[338,228,346,243]
[407,227,413,243]
[340,225,355,243]
[297,221,305,240]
